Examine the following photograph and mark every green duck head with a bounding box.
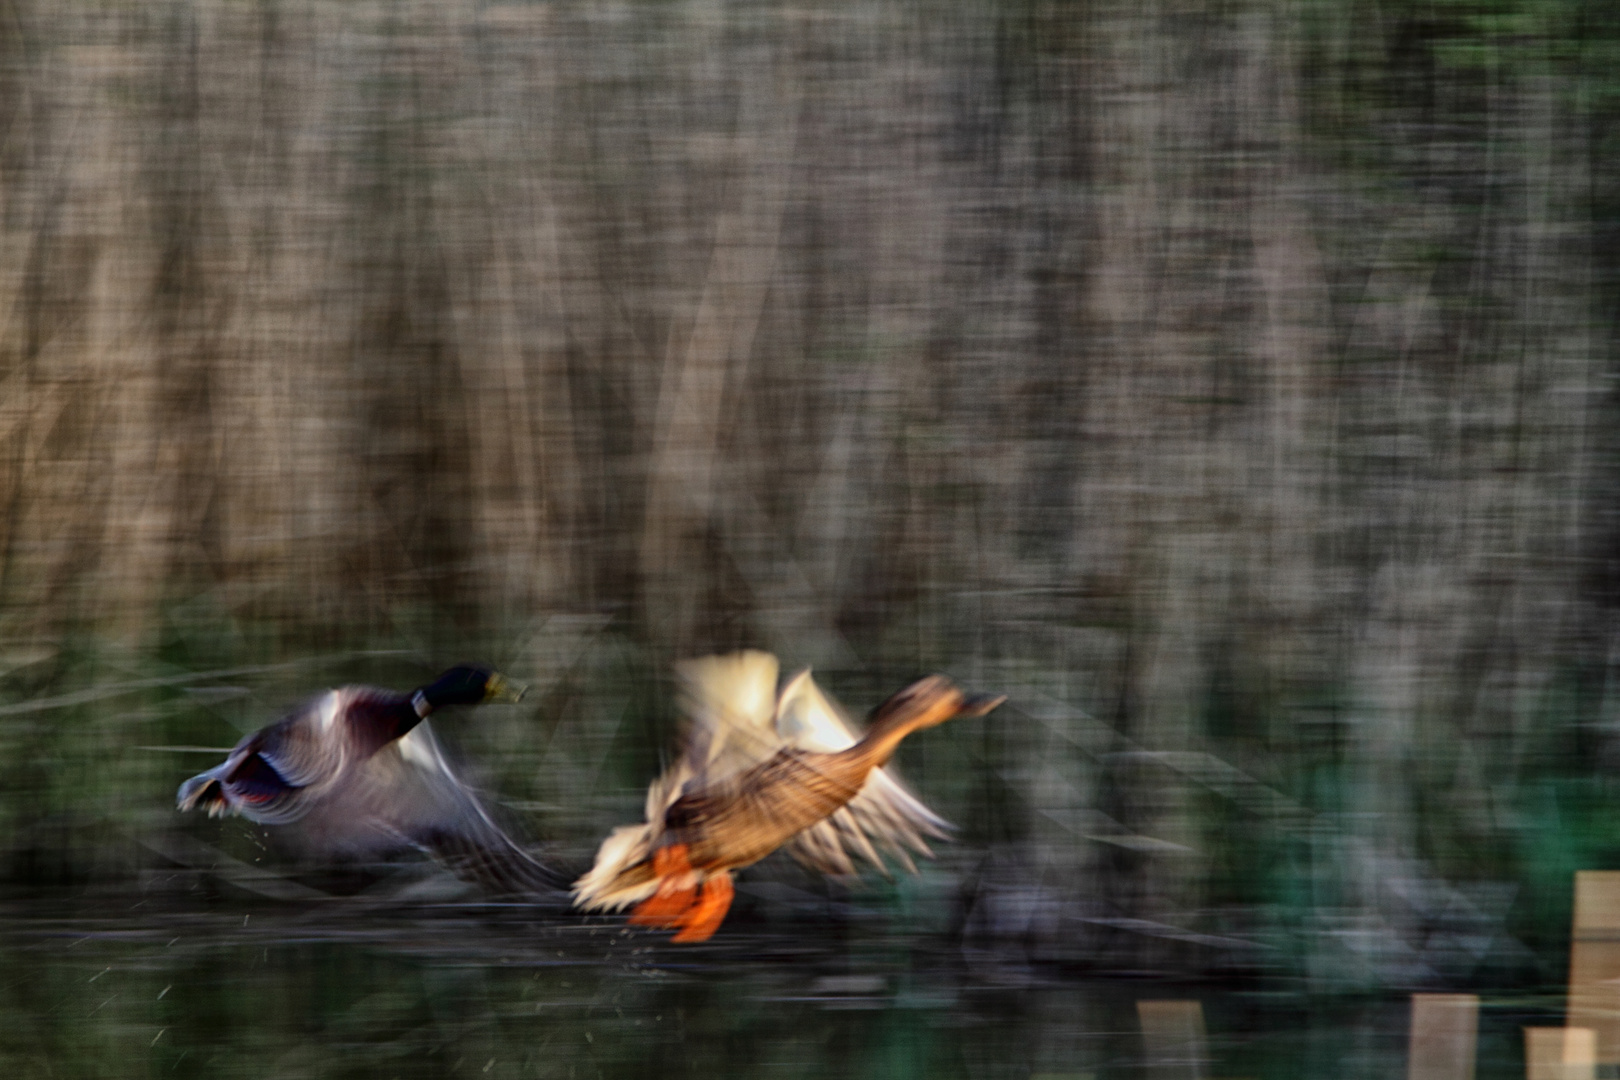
[420,665,528,709]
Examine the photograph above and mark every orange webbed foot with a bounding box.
[629,844,699,928]
[671,870,734,943]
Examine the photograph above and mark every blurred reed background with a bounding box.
[0,0,1613,994]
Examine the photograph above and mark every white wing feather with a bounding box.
[675,650,782,776]
[773,668,952,876]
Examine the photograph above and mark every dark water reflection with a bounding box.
[0,889,1557,1079]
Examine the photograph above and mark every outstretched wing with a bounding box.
[175,694,351,826]
[189,689,413,826]
[251,691,355,789]
[675,650,784,779]
[298,721,568,893]
[771,669,951,876]
[668,747,866,871]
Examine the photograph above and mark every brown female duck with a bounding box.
[573,651,1003,941]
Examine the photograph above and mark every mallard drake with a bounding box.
[572,651,1003,942]
[176,665,568,892]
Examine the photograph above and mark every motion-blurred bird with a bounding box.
[176,665,568,893]
[572,651,1004,942]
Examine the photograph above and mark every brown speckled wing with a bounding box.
[772,673,953,877]
[670,749,865,871]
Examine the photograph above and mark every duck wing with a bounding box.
[297,721,568,893]
[253,690,368,784]
[771,670,951,877]
[665,747,868,871]
[675,650,785,778]
[176,690,361,825]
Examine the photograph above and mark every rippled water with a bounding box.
[0,884,1559,1079]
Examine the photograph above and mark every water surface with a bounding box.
[0,885,1557,1079]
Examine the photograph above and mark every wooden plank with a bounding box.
[1408,994,1477,1080]
[1525,1028,1596,1080]
[1573,872,1620,935]
[1137,1000,1206,1080]
[1569,872,1620,1062]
